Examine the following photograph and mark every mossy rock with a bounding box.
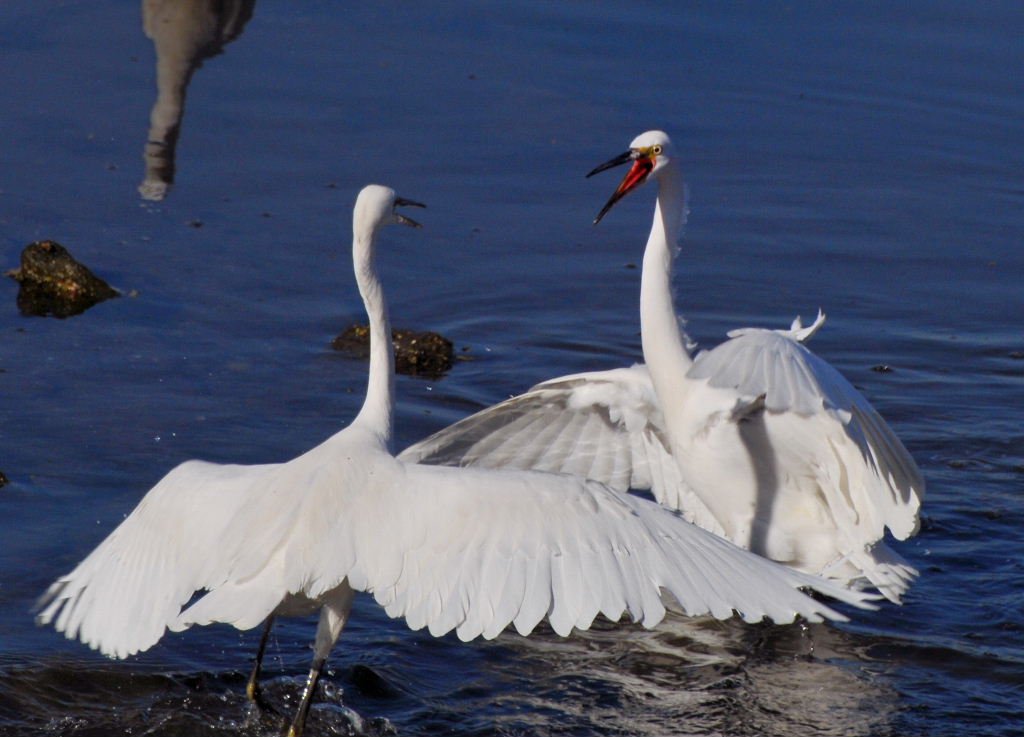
[7,240,119,318]
[333,324,455,377]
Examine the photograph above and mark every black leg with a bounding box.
[285,656,325,737]
[284,583,356,737]
[247,616,280,714]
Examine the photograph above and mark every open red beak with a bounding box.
[587,151,655,224]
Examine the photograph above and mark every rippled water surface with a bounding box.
[2,1,1022,735]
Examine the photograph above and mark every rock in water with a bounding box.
[333,324,455,377]
[6,240,119,318]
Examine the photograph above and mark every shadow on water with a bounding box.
[138,0,256,201]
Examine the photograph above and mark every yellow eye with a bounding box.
[651,145,663,155]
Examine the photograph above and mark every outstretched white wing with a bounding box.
[333,461,877,641]
[399,314,923,602]
[36,458,283,658]
[38,433,876,660]
[399,366,722,533]
[688,324,924,542]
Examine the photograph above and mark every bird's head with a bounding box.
[587,130,675,224]
[354,185,426,240]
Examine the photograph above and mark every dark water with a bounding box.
[2,1,1022,735]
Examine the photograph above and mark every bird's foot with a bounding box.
[246,681,282,717]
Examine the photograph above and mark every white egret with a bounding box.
[401,132,925,603]
[37,184,875,737]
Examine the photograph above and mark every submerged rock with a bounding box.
[333,324,455,377]
[6,240,119,318]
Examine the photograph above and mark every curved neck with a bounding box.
[351,225,394,446]
[639,162,693,405]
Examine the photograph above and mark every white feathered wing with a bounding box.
[401,314,924,602]
[38,424,877,661]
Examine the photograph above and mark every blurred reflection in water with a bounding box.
[469,616,897,737]
[139,0,255,200]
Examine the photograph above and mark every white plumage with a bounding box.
[37,184,874,736]
[401,131,925,603]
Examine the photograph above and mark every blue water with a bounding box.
[2,1,1022,735]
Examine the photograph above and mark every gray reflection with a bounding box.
[491,616,897,737]
[139,0,255,201]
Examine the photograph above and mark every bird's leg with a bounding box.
[286,654,326,737]
[247,615,279,714]
[285,582,355,737]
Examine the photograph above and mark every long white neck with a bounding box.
[639,161,693,410]
[351,224,394,446]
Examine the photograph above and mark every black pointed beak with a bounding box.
[394,197,426,228]
[588,151,654,225]
[586,150,633,179]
